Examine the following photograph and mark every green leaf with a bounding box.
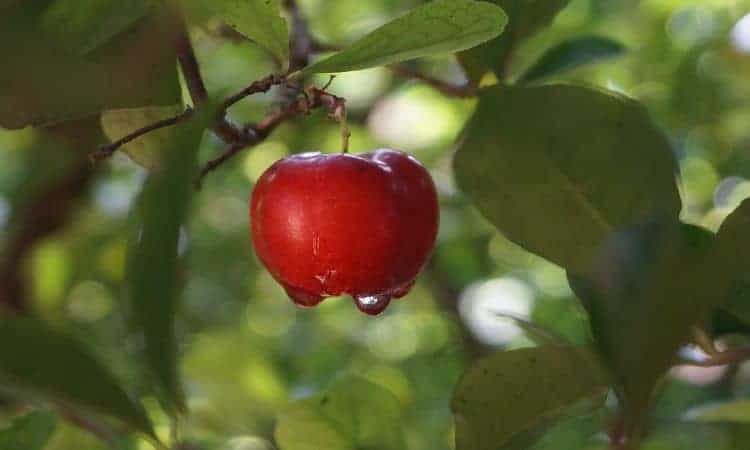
[301,0,507,75]
[275,376,405,450]
[453,84,681,273]
[711,200,750,328]
[519,36,626,83]
[0,6,180,129]
[101,106,183,170]
[451,345,608,450]
[0,410,57,450]
[0,318,155,439]
[458,0,571,83]
[567,221,716,424]
[40,0,154,55]
[128,109,210,414]
[198,0,289,68]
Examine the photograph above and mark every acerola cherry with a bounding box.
[250,149,439,315]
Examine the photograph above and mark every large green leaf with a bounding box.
[197,0,289,68]
[711,200,750,328]
[127,109,210,414]
[101,105,183,170]
[0,410,57,450]
[40,0,154,55]
[452,345,608,450]
[300,0,507,75]
[519,36,626,83]
[458,0,570,82]
[454,84,681,273]
[567,221,716,425]
[0,319,155,439]
[275,376,405,450]
[0,5,180,129]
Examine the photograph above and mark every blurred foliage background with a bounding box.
[2,0,750,449]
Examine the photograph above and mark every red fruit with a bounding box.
[250,149,439,315]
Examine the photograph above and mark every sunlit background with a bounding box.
[2,0,750,449]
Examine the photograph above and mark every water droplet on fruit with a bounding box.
[353,294,391,315]
[390,279,415,298]
[283,285,324,308]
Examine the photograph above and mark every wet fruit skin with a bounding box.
[250,149,439,315]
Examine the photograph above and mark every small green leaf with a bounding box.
[40,0,154,55]
[452,345,608,450]
[0,318,155,439]
[568,221,716,424]
[128,109,210,414]
[519,36,626,83]
[0,410,57,450]
[454,84,681,273]
[198,0,289,68]
[101,106,183,170]
[458,0,571,83]
[0,6,180,129]
[275,376,405,450]
[301,0,507,75]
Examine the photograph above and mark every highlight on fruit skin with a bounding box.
[250,149,439,315]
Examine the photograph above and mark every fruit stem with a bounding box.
[341,112,351,154]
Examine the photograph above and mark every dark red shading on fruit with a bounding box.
[250,149,439,315]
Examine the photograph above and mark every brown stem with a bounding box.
[390,65,477,98]
[283,0,316,71]
[219,74,287,112]
[195,87,346,187]
[59,406,123,449]
[93,2,337,171]
[170,5,243,143]
[89,107,194,162]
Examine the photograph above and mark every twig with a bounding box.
[283,0,331,72]
[59,405,123,449]
[89,107,194,162]
[170,6,243,143]
[390,65,477,98]
[219,74,287,112]
[195,87,346,187]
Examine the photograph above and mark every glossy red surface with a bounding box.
[250,149,439,315]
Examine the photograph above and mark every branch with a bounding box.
[89,107,194,163]
[90,73,285,162]
[58,406,124,449]
[283,0,334,72]
[195,87,347,188]
[170,5,243,143]
[91,1,333,164]
[390,65,477,98]
[219,74,287,112]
